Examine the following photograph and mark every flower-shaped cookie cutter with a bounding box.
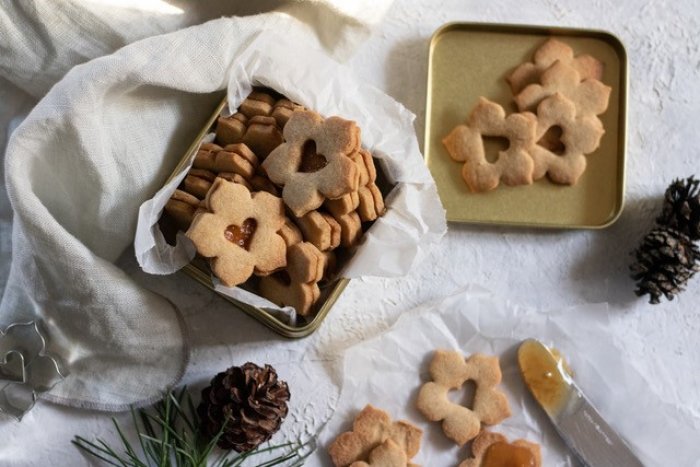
[0,321,67,421]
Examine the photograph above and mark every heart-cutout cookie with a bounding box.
[224,218,257,251]
[0,351,25,383]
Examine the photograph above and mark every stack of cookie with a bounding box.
[162,89,386,317]
[443,38,612,192]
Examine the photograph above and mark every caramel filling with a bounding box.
[300,140,328,173]
[538,125,566,155]
[224,218,257,250]
[482,442,536,467]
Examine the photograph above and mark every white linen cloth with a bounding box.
[0,0,394,410]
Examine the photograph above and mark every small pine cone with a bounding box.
[630,227,700,304]
[197,362,290,452]
[657,176,700,240]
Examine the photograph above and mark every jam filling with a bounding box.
[224,218,257,250]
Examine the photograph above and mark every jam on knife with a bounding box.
[517,338,573,415]
[517,338,645,467]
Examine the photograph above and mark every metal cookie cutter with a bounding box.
[0,321,66,421]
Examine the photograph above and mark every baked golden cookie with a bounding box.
[271,98,303,127]
[278,219,303,247]
[262,110,360,217]
[328,405,422,467]
[415,350,511,446]
[215,113,247,146]
[165,189,200,230]
[239,91,276,118]
[528,93,605,184]
[514,60,611,116]
[185,179,287,287]
[258,271,320,316]
[351,149,377,187]
[183,174,213,199]
[258,242,325,315]
[242,115,283,159]
[214,143,258,179]
[357,184,385,222]
[295,210,341,252]
[507,38,604,94]
[193,142,222,171]
[287,241,325,283]
[443,98,537,192]
[325,191,360,217]
[336,211,362,247]
[458,431,541,467]
[171,189,199,207]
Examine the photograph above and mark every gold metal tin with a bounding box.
[165,96,350,339]
[425,23,628,228]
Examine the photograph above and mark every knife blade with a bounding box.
[517,339,645,467]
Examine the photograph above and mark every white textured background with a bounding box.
[1,0,700,465]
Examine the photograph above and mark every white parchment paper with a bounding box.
[312,285,699,466]
[134,31,446,313]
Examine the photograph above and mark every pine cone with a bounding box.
[657,176,700,240]
[630,227,700,304]
[197,362,290,452]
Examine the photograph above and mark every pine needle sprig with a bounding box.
[72,387,313,467]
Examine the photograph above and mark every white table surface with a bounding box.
[2,1,700,465]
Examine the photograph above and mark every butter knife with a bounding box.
[517,339,645,467]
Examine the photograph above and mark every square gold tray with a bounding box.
[424,22,628,228]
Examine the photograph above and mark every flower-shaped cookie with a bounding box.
[442,98,537,192]
[507,38,604,94]
[528,93,605,184]
[186,179,286,287]
[262,110,360,217]
[459,431,541,467]
[415,350,511,446]
[328,405,422,467]
[514,60,611,115]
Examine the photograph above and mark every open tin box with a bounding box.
[425,23,628,228]
[159,96,394,338]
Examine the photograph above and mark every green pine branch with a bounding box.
[72,387,314,467]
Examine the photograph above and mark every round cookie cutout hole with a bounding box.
[300,140,329,173]
[224,218,257,250]
[482,136,510,163]
[447,379,477,409]
[537,125,566,155]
